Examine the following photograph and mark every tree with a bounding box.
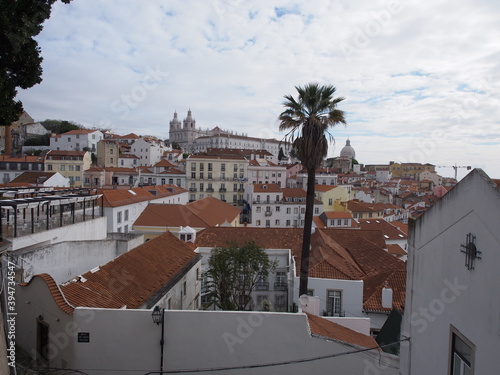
[278,83,346,296]
[0,0,71,125]
[206,241,277,311]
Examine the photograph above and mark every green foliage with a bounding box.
[0,0,72,124]
[278,83,346,296]
[171,141,182,150]
[41,119,80,134]
[23,133,50,146]
[24,149,42,156]
[206,241,277,311]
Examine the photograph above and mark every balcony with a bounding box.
[274,282,288,291]
[189,188,197,192]
[206,188,214,192]
[255,282,269,291]
[265,211,272,216]
[219,188,227,192]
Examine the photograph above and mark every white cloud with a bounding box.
[16,0,500,178]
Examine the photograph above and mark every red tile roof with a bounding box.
[101,185,187,207]
[362,269,406,312]
[10,172,58,184]
[357,219,408,240]
[154,159,177,168]
[134,197,240,228]
[253,183,281,193]
[315,185,337,192]
[305,313,379,349]
[62,129,101,135]
[60,231,200,309]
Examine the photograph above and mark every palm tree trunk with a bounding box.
[299,167,316,296]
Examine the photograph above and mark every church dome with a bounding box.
[340,139,355,159]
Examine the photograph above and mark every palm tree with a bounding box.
[278,83,346,296]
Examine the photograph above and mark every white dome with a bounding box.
[340,139,355,159]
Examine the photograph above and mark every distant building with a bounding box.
[45,150,92,187]
[50,129,104,152]
[0,154,45,183]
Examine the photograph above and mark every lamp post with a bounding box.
[151,306,165,374]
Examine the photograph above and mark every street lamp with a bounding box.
[151,306,165,374]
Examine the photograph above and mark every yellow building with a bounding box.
[45,150,91,187]
[96,139,120,167]
[186,154,248,205]
[314,184,351,212]
[389,162,435,180]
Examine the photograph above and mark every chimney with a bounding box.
[4,126,11,156]
[382,284,393,309]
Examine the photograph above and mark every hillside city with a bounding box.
[0,110,498,374]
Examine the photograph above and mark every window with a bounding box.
[293,208,298,214]
[47,165,53,171]
[208,172,212,180]
[117,211,122,224]
[76,165,80,171]
[314,207,319,214]
[337,219,342,226]
[275,219,280,225]
[183,281,187,296]
[276,206,280,212]
[208,163,213,171]
[199,163,204,171]
[191,163,196,171]
[286,220,290,226]
[265,220,270,227]
[124,209,129,221]
[110,148,114,154]
[69,165,74,171]
[221,163,225,171]
[326,290,342,317]
[256,220,261,226]
[344,219,349,226]
[301,207,305,214]
[60,165,65,171]
[191,172,196,179]
[256,207,261,213]
[450,328,474,375]
[199,172,204,179]
[328,198,333,206]
[286,208,291,214]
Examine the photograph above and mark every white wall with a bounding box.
[9,216,107,251]
[16,300,399,375]
[401,170,500,374]
[11,233,143,284]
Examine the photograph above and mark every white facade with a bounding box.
[401,169,500,374]
[14,303,399,375]
[104,190,189,233]
[295,171,338,189]
[130,138,168,166]
[248,160,287,187]
[50,130,103,152]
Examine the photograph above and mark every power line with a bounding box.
[142,338,410,374]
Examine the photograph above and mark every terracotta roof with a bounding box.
[387,244,407,257]
[60,231,200,309]
[101,184,187,207]
[362,269,406,312]
[189,154,247,161]
[62,129,101,135]
[390,221,408,235]
[345,200,386,213]
[10,172,58,183]
[134,197,240,228]
[322,212,353,219]
[357,219,408,240]
[253,183,281,193]
[20,274,75,314]
[154,159,177,168]
[0,155,44,162]
[305,313,379,349]
[119,154,139,159]
[315,185,337,192]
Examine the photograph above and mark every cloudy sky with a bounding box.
[17,0,500,179]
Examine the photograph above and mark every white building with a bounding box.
[401,169,500,374]
[248,158,287,187]
[101,185,188,233]
[130,137,168,167]
[246,184,324,228]
[50,129,104,152]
